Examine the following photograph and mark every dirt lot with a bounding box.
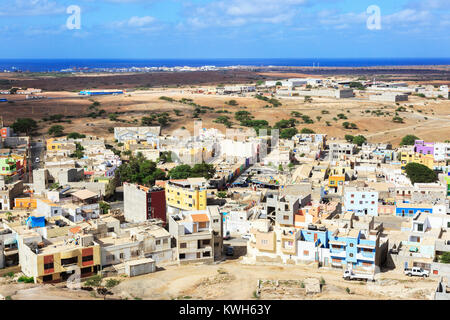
[0,259,438,300]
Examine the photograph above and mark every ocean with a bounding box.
[0,58,449,72]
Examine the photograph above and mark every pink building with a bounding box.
[414,140,434,155]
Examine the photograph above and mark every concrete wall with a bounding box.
[125,259,156,277]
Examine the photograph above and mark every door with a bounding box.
[314,233,318,243]
[404,262,408,269]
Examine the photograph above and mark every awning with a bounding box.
[357,244,375,249]
[329,241,347,246]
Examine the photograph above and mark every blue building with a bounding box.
[297,224,380,272]
[395,203,433,217]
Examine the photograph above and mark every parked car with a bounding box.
[241,234,252,240]
[404,267,429,278]
[223,231,231,240]
[225,246,234,256]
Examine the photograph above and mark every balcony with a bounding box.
[330,250,347,258]
[357,252,375,262]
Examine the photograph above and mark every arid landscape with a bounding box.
[0,258,437,300]
[1,69,449,146]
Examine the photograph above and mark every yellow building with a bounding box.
[165,180,207,211]
[400,152,435,171]
[328,175,345,188]
[46,138,64,152]
[18,228,101,283]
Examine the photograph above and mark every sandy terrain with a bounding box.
[1,87,448,146]
[0,259,437,300]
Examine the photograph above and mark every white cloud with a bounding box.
[0,0,65,16]
[183,0,309,29]
[127,16,155,27]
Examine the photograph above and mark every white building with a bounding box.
[344,187,379,216]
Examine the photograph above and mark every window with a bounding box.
[351,194,354,198]
[261,239,268,245]
[349,253,353,257]
[203,251,210,257]
[180,242,187,249]
[213,219,219,223]
[44,262,54,270]
[417,224,423,232]
[82,255,93,262]
[131,250,140,257]
[283,215,289,220]
[350,201,354,204]
[349,243,354,247]
[303,250,309,256]
[43,275,53,282]
[119,253,124,259]
[179,253,186,260]
[106,254,114,262]
[107,227,115,233]
[156,240,161,246]
[61,257,78,265]
[163,239,168,244]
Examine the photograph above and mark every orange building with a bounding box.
[14,198,37,210]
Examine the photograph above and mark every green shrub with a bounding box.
[18,276,34,283]
[105,279,120,288]
[84,275,102,287]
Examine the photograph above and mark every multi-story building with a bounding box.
[400,151,436,171]
[17,223,101,283]
[266,193,311,227]
[344,187,379,216]
[434,143,450,162]
[123,183,166,224]
[97,223,172,267]
[328,142,356,161]
[414,140,434,155]
[0,180,23,211]
[246,219,386,274]
[165,179,207,213]
[168,210,217,264]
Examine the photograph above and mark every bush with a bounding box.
[67,132,86,139]
[345,134,354,142]
[18,276,34,283]
[405,163,437,184]
[352,135,367,146]
[105,279,120,288]
[84,275,102,287]
[48,125,65,137]
[346,287,351,294]
[300,128,315,134]
[217,191,227,199]
[280,128,298,139]
[393,116,404,123]
[400,135,420,146]
[439,252,450,264]
[320,277,325,285]
[11,118,38,135]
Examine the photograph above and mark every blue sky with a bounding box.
[0,0,449,59]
